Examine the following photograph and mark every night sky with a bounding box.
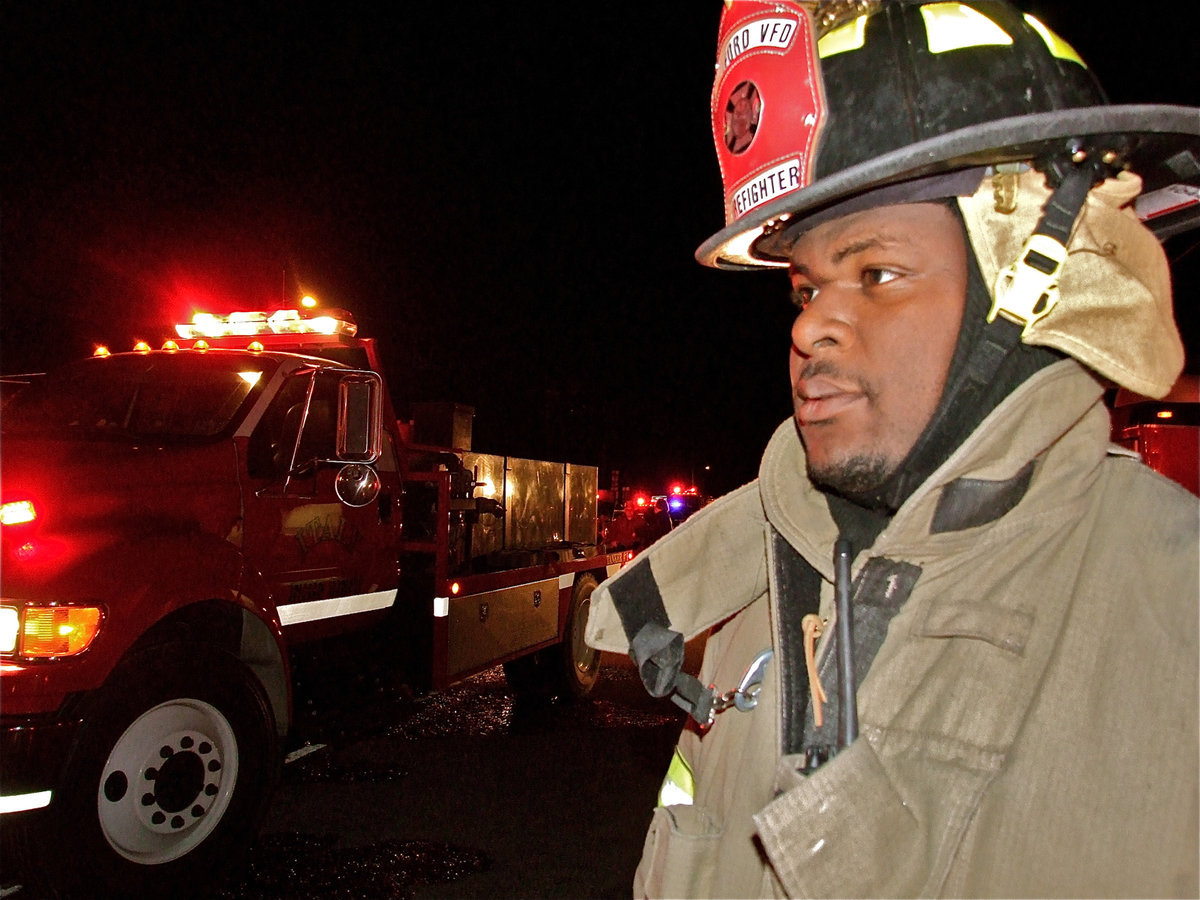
[4,2,1196,497]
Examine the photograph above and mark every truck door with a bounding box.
[242,367,400,640]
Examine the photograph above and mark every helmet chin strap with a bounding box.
[990,149,1123,338]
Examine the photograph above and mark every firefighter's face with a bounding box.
[787,202,967,495]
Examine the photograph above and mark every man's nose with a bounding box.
[790,287,855,356]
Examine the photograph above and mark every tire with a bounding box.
[503,574,602,701]
[560,573,601,698]
[27,642,279,898]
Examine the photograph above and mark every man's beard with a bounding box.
[806,453,892,497]
[793,359,897,499]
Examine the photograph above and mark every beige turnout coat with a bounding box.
[587,360,1199,898]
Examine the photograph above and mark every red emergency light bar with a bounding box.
[174,308,357,340]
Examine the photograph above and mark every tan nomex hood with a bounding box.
[959,168,1183,399]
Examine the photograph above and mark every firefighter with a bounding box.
[641,497,674,544]
[586,2,1199,897]
[605,506,640,551]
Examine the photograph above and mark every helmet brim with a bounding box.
[696,104,1200,270]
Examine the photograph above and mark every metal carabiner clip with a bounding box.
[732,647,774,712]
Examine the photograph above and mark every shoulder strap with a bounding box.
[607,557,716,722]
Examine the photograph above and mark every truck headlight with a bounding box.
[0,607,18,653]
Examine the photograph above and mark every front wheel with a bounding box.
[25,642,279,898]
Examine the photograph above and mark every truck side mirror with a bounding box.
[336,373,382,463]
[335,463,382,507]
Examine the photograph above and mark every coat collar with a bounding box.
[760,358,1109,578]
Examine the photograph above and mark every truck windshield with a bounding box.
[1,353,278,442]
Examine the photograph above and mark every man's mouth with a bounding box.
[795,375,864,424]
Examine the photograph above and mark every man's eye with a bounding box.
[863,267,900,287]
[790,286,816,310]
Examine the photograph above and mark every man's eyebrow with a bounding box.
[832,236,895,264]
[791,233,904,276]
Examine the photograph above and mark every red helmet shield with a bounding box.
[711,2,826,228]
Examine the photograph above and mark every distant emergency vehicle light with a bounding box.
[175,308,358,340]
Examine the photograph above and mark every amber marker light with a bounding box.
[19,606,103,658]
[1156,410,1175,420]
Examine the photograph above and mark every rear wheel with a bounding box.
[503,574,601,701]
[561,573,601,698]
[26,642,279,898]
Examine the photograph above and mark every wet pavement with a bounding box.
[2,650,695,899]
[212,659,686,899]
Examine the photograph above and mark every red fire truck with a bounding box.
[1109,373,1199,496]
[0,306,626,896]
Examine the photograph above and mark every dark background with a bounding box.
[3,2,1196,498]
